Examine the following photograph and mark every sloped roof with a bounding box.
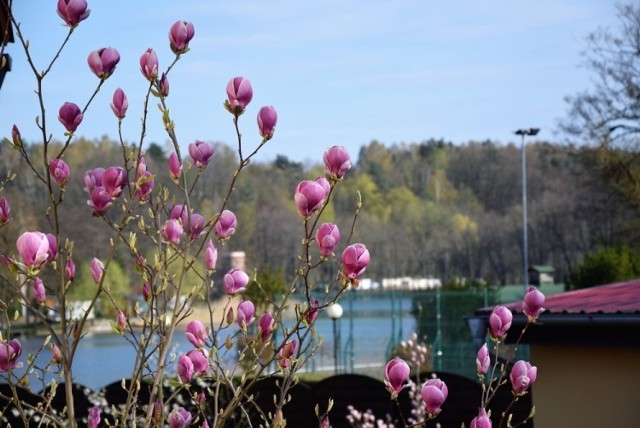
[507,279,640,315]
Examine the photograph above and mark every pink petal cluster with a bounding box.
[0,197,9,224]
[49,159,70,187]
[316,223,340,257]
[188,140,215,168]
[87,47,120,79]
[341,243,370,279]
[226,76,253,115]
[57,0,90,27]
[489,306,513,339]
[11,124,21,148]
[294,180,327,217]
[115,310,126,334]
[476,343,490,375]
[236,300,255,328]
[324,146,352,180]
[90,257,104,284]
[168,407,192,428]
[185,320,207,348]
[204,240,218,271]
[58,102,83,133]
[51,343,63,365]
[257,106,277,139]
[33,277,46,304]
[110,88,128,119]
[224,269,249,295]
[384,358,410,398]
[214,210,237,240]
[277,340,297,369]
[259,312,274,341]
[65,258,76,281]
[421,377,448,415]
[0,339,22,372]
[158,73,170,97]
[523,286,545,321]
[17,231,50,269]
[133,157,154,201]
[510,360,537,395]
[470,409,492,428]
[168,152,182,180]
[169,20,195,54]
[87,406,101,428]
[140,48,159,81]
[305,299,320,324]
[162,219,183,244]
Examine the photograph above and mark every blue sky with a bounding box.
[1,1,621,164]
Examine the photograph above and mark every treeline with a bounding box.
[0,137,636,291]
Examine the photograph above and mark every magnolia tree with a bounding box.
[0,1,369,427]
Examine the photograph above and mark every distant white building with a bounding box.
[381,277,442,290]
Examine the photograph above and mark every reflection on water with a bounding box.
[8,296,415,389]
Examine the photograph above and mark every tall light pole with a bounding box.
[514,128,539,295]
[327,303,343,375]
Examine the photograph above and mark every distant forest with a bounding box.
[1,137,637,289]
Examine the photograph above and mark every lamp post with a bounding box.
[514,128,540,295]
[327,303,343,375]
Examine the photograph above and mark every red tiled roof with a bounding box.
[505,279,640,314]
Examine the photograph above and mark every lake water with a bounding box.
[10,294,416,390]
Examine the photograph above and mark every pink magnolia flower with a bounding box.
[476,343,490,375]
[226,76,253,115]
[185,320,207,348]
[11,124,22,148]
[162,219,184,244]
[16,231,50,269]
[187,349,209,373]
[188,213,205,239]
[102,166,127,197]
[142,282,151,302]
[90,257,104,284]
[470,408,492,428]
[168,407,193,428]
[57,0,90,27]
[87,406,101,428]
[523,286,545,321]
[116,310,126,334]
[168,152,182,180]
[294,180,326,217]
[169,20,195,54]
[46,233,57,261]
[49,158,70,187]
[305,299,320,324]
[489,306,513,340]
[0,197,10,224]
[204,240,218,271]
[384,358,410,398]
[316,223,340,257]
[236,300,255,328]
[158,72,170,97]
[88,187,112,214]
[188,140,214,168]
[58,102,83,132]
[341,243,370,279]
[224,269,249,295]
[257,106,277,139]
[110,87,128,119]
[510,360,537,395]
[140,48,159,81]
[324,145,352,180]
[177,355,194,383]
[51,343,63,365]
[134,170,154,201]
[87,47,120,79]
[83,168,104,193]
[170,204,189,225]
[0,339,22,372]
[278,340,297,369]
[421,377,448,415]
[259,312,274,341]
[33,277,46,304]
[214,210,237,239]
[65,258,76,281]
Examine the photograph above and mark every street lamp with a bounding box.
[514,128,540,295]
[326,303,343,375]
